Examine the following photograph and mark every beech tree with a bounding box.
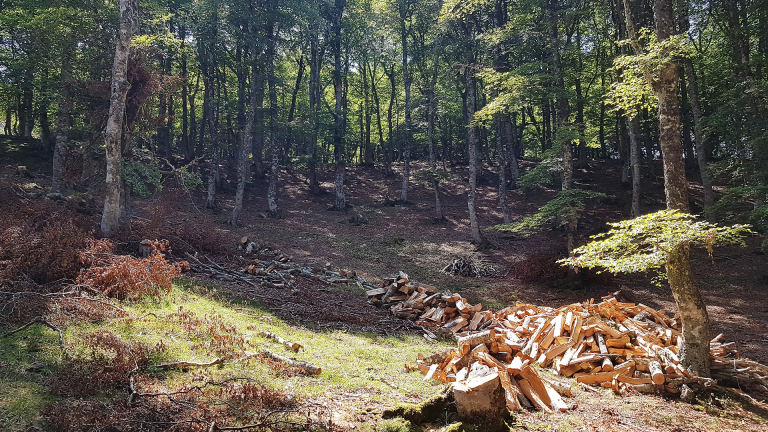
[101,0,139,237]
[561,210,751,376]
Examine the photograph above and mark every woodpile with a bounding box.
[368,275,768,411]
[442,255,501,278]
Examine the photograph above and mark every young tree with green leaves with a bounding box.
[561,210,751,376]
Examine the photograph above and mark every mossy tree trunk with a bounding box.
[666,241,710,376]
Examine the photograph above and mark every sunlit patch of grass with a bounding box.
[0,326,62,431]
[72,281,451,405]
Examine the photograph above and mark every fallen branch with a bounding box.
[156,358,225,370]
[258,350,321,375]
[2,316,67,358]
[257,331,302,351]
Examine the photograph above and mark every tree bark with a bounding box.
[548,0,571,191]
[230,44,260,225]
[629,114,641,217]
[666,242,710,376]
[308,33,323,194]
[331,0,346,210]
[464,59,484,245]
[653,0,688,213]
[385,65,396,176]
[506,113,520,188]
[204,49,218,209]
[266,12,280,217]
[101,0,138,237]
[399,7,412,203]
[654,0,710,378]
[495,109,510,224]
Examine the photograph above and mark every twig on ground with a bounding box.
[1,316,67,358]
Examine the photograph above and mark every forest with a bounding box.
[0,0,767,430]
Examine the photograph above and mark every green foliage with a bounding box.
[413,168,453,185]
[707,186,768,233]
[491,189,607,236]
[176,166,203,191]
[606,29,694,117]
[124,159,163,198]
[559,210,752,282]
[516,148,567,189]
[473,69,528,126]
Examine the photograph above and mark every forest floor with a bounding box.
[1,137,768,431]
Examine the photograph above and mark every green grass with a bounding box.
[0,279,452,429]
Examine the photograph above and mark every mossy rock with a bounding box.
[382,392,452,424]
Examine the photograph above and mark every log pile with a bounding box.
[367,275,767,410]
[186,237,377,291]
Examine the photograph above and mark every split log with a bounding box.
[457,329,495,349]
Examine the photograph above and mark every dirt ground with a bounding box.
[149,157,768,364]
[3,138,768,430]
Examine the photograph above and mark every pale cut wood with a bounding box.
[517,378,553,413]
[595,332,608,354]
[649,360,665,385]
[519,365,553,408]
[575,364,633,385]
[616,374,653,385]
[508,354,523,375]
[425,363,439,380]
[457,329,494,349]
[498,370,523,411]
[543,378,572,397]
[544,381,569,412]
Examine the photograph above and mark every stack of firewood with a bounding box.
[367,274,767,411]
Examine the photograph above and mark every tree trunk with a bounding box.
[51,44,74,195]
[506,113,520,188]
[266,16,280,217]
[549,0,571,190]
[251,57,265,180]
[101,0,138,237]
[575,76,587,168]
[654,0,710,378]
[204,50,218,209]
[684,59,713,212]
[667,242,710,376]
[427,31,443,221]
[332,0,346,210]
[370,63,385,172]
[308,34,322,194]
[180,28,192,161]
[399,13,412,203]
[629,114,641,217]
[495,109,510,224]
[465,66,484,245]
[230,45,260,225]
[286,55,305,164]
[386,66,396,176]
